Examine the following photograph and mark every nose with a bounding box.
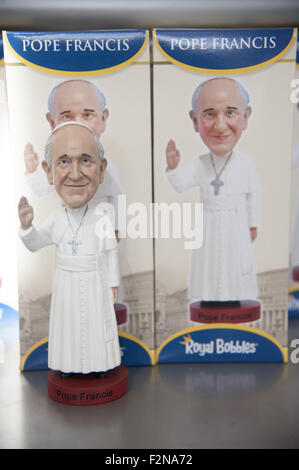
[213,113,228,133]
[69,160,81,181]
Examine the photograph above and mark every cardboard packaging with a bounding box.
[153,28,297,363]
[0,34,19,364]
[3,30,154,370]
[289,36,299,318]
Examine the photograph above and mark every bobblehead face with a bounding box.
[42,124,107,209]
[46,80,109,137]
[190,78,252,157]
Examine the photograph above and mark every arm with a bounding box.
[246,159,260,243]
[18,196,53,252]
[98,213,120,302]
[107,248,119,303]
[165,139,199,193]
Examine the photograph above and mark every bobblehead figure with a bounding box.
[24,79,128,327]
[166,77,261,323]
[18,121,128,405]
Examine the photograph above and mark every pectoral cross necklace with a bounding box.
[65,205,88,256]
[210,151,233,196]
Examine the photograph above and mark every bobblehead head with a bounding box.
[42,122,107,209]
[46,79,109,137]
[189,77,252,157]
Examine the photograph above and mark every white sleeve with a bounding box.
[96,212,120,286]
[19,214,55,251]
[246,191,260,228]
[106,248,120,288]
[166,157,200,194]
[25,164,54,198]
[246,158,260,228]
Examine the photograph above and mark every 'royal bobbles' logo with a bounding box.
[180,334,257,357]
[156,326,287,363]
[153,28,296,74]
[3,30,149,75]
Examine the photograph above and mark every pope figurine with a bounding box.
[166,77,261,323]
[18,122,127,403]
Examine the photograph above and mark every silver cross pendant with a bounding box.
[68,237,82,256]
[210,176,224,196]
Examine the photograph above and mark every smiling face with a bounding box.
[190,78,251,157]
[43,125,106,208]
[46,80,109,137]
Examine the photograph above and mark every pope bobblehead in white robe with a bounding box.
[166,78,260,302]
[18,122,121,374]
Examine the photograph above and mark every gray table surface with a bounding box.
[1,319,299,449]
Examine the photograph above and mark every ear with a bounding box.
[100,108,109,134]
[189,109,200,133]
[99,158,107,183]
[242,106,252,130]
[42,160,54,185]
[46,112,55,130]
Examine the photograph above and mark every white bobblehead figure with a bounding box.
[166,77,260,302]
[24,79,122,237]
[18,122,121,375]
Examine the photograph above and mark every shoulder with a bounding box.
[234,151,257,170]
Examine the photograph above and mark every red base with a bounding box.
[190,300,261,324]
[47,365,128,406]
[115,303,127,325]
[292,265,299,282]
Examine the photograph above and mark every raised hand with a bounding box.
[24,142,39,174]
[250,227,258,242]
[166,139,180,170]
[18,196,34,230]
[112,286,118,304]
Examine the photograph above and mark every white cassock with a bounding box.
[19,203,121,374]
[25,156,122,228]
[166,150,260,301]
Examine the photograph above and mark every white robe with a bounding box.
[166,150,260,301]
[25,156,122,229]
[19,203,121,373]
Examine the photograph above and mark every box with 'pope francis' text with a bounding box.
[153,28,297,363]
[3,30,155,371]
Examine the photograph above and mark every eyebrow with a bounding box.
[84,108,96,113]
[55,153,95,164]
[202,106,239,113]
[60,110,71,116]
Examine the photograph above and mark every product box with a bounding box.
[3,30,154,370]
[289,36,299,318]
[0,33,19,364]
[153,28,297,363]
